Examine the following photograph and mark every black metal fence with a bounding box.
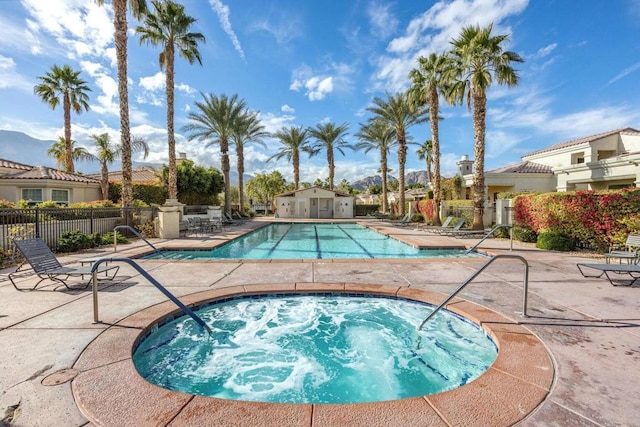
[0,207,157,254]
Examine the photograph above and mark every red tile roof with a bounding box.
[524,127,640,157]
[0,158,34,171]
[0,159,99,183]
[87,166,161,184]
[488,161,553,174]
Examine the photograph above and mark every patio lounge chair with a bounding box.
[604,234,640,264]
[433,218,466,235]
[388,213,411,226]
[9,238,119,291]
[416,216,454,231]
[576,262,640,286]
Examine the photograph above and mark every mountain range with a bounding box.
[350,170,430,191]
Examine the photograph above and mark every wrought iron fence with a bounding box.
[0,207,157,255]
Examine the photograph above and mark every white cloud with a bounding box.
[0,55,33,91]
[608,61,640,85]
[290,62,354,101]
[208,0,245,60]
[534,43,557,59]
[281,104,295,113]
[372,0,529,93]
[248,12,302,45]
[367,2,399,39]
[139,72,165,91]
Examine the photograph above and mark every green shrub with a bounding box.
[57,230,97,253]
[536,232,575,251]
[100,231,128,245]
[410,213,424,223]
[513,226,537,242]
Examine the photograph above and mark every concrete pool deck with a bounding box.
[1,217,639,426]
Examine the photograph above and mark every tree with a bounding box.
[267,126,311,190]
[246,171,287,206]
[47,137,94,171]
[336,179,353,195]
[183,93,247,215]
[367,92,427,216]
[355,118,396,213]
[137,0,205,202]
[232,111,267,212]
[95,0,147,208]
[161,159,223,205]
[34,64,91,173]
[307,122,351,191]
[445,24,524,229]
[416,140,433,185]
[409,52,449,225]
[89,133,150,199]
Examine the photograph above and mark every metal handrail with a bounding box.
[465,224,513,254]
[113,225,159,253]
[90,258,211,335]
[418,254,529,330]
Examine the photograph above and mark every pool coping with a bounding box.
[71,283,554,426]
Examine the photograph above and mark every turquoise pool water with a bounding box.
[133,294,498,404]
[144,223,477,260]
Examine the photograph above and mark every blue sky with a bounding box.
[1,0,639,184]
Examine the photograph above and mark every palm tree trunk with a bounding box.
[221,139,230,215]
[397,134,407,216]
[430,86,441,226]
[293,150,300,190]
[327,149,334,190]
[114,0,133,208]
[237,146,244,212]
[381,152,388,214]
[166,43,177,200]
[63,92,74,173]
[100,162,109,200]
[472,92,487,230]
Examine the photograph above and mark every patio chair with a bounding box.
[388,213,411,226]
[416,216,454,231]
[576,262,640,286]
[433,218,466,235]
[604,234,640,264]
[8,238,120,291]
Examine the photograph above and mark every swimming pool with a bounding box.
[145,223,477,260]
[133,293,498,404]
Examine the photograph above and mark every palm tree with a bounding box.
[408,52,449,225]
[445,24,524,229]
[137,0,205,202]
[354,119,396,213]
[47,137,94,171]
[34,64,91,173]
[416,140,433,185]
[232,111,268,212]
[183,93,247,215]
[367,92,427,216]
[267,126,311,190]
[89,133,150,199]
[307,122,350,191]
[95,0,147,208]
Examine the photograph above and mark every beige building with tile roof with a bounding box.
[0,159,101,204]
[455,127,640,224]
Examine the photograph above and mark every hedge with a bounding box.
[512,188,640,252]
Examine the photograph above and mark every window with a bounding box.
[22,188,43,204]
[51,189,69,205]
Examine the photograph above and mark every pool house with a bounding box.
[275,186,354,219]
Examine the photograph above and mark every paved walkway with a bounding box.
[1,218,638,426]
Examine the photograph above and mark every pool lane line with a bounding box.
[336,225,374,258]
[267,224,294,257]
[314,226,322,259]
